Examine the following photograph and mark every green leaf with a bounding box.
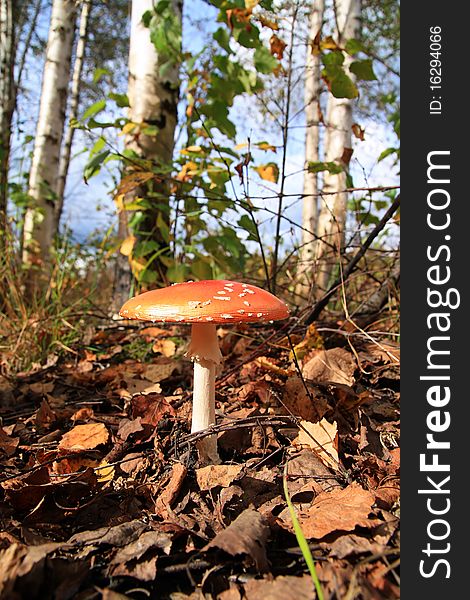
[308,161,343,175]
[238,215,259,241]
[191,258,213,280]
[350,59,377,81]
[167,263,190,283]
[344,38,364,55]
[322,51,358,99]
[82,99,107,121]
[213,27,232,53]
[157,212,170,244]
[330,70,359,99]
[377,147,399,162]
[253,45,278,74]
[84,150,110,181]
[108,92,130,108]
[90,136,106,156]
[93,68,109,84]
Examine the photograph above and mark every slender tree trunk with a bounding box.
[113,0,182,311]
[55,0,92,231]
[22,0,76,270]
[314,0,361,298]
[296,0,325,300]
[0,0,15,240]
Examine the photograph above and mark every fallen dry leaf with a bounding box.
[0,426,19,457]
[143,361,177,383]
[196,464,244,491]
[59,422,109,452]
[203,508,269,571]
[152,339,176,357]
[155,463,187,515]
[131,393,175,426]
[109,530,172,580]
[293,482,376,539]
[302,347,356,386]
[244,575,315,600]
[293,419,339,469]
[283,376,329,422]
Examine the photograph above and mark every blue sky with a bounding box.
[11,0,399,254]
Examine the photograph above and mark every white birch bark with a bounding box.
[314,0,361,297]
[22,0,76,268]
[113,0,182,309]
[296,0,325,299]
[55,0,92,230]
[0,0,15,232]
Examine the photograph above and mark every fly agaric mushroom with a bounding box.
[119,280,289,463]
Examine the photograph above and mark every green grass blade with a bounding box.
[283,463,324,600]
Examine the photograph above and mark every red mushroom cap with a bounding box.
[119,280,290,324]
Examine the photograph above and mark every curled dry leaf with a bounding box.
[155,462,187,516]
[58,422,109,452]
[293,419,339,470]
[196,464,244,491]
[203,508,269,571]
[302,347,356,386]
[294,482,376,539]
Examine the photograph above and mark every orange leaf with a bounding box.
[59,423,109,452]
[254,163,279,183]
[270,34,287,60]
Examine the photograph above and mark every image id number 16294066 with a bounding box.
[429,26,442,115]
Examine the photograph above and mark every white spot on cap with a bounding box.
[247,313,253,317]
[257,312,263,317]
[237,309,245,314]
[243,301,250,307]
[217,290,226,294]
[221,314,234,319]
[238,292,246,298]
[200,299,212,307]
[188,300,202,308]
[135,304,142,310]
[205,316,214,321]
[246,289,255,295]
[214,296,230,301]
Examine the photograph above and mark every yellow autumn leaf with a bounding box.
[256,142,277,152]
[180,145,203,154]
[95,460,115,483]
[114,193,125,212]
[245,0,258,8]
[176,161,199,181]
[120,235,136,257]
[120,122,138,136]
[255,162,279,183]
[130,257,146,276]
[235,142,249,150]
[320,35,339,50]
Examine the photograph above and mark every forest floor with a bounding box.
[0,315,400,600]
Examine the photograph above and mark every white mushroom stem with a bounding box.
[187,323,223,463]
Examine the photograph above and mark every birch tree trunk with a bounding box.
[55,0,92,231]
[113,0,182,311]
[314,0,361,297]
[22,0,76,270]
[296,0,325,300]
[0,0,15,239]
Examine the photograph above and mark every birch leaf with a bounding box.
[254,162,279,183]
